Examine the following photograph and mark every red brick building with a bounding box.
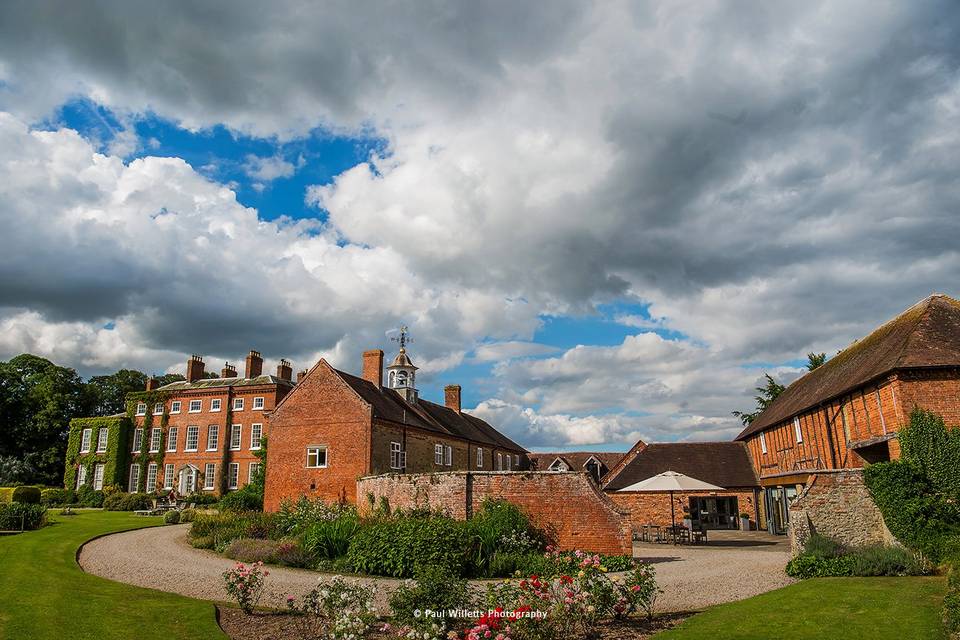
[264,346,528,510]
[528,451,626,484]
[735,293,960,534]
[129,350,295,495]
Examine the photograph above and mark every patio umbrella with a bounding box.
[617,470,724,542]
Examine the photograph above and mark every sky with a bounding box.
[0,1,959,452]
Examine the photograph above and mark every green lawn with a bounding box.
[657,576,947,640]
[0,509,225,639]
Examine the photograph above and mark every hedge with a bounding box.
[345,516,469,577]
[0,486,42,504]
[0,503,47,530]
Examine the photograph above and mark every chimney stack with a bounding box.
[146,377,159,391]
[362,349,384,387]
[245,350,263,379]
[444,384,462,413]
[221,362,237,378]
[186,355,205,383]
[277,358,293,381]
[296,369,308,384]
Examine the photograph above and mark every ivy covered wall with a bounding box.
[63,415,132,490]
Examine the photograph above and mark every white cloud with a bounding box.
[243,154,299,182]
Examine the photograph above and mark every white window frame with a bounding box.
[435,443,444,465]
[514,454,520,469]
[96,428,108,453]
[146,462,158,492]
[477,448,483,468]
[390,441,405,470]
[497,453,503,471]
[233,398,244,411]
[135,402,146,416]
[170,400,182,414]
[207,425,219,451]
[249,462,260,483]
[163,463,175,490]
[230,424,242,450]
[307,446,328,468]
[153,402,164,416]
[189,399,202,413]
[131,427,143,452]
[794,416,803,443]
[166,426,178,452]
[210,398,222,412]
[128,463,139,493]
[75,465,87,489]
[149,427,161,453]
[204,463,216,490]
[250,423,262,450]
[252,396,264,410]
[185,425,200,452]
[228,463,239,490]
[93,463,105,490]
[760,432,768,454]
[505,455,512,471]
[80,428,92,453]
[444,444,452,466]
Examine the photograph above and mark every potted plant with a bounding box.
[739,512,751,531]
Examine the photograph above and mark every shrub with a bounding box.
[242,512,279,539]
[465,499,542,575]
[803,533,846,559]
[191,535,214,549]
[219,484,263,512]
[222,561,269,614]
[164,510,181,524]
[225,538,282,564]
[0,502,47,530]
[76,485,104,507]
[601,554,637,572]
[346,515,468,577]
[848,545,930,576]
[390,564,470,634]
[179,508,197,523]
[184,492,219,506]
[785,554,855,578]
[275,539,313,568]
[287,577,377,639]
[190,512,275,551]
[41,488,76,506]
[276,496,355,536]
[0,486,41,504]
[103,492,153,511]
[301,514,361,560]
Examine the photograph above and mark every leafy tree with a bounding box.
[806,352,827,370]
[0,354,88,485]
[733,373,786,426]
[85,369,148,415]
[154,373,186,386]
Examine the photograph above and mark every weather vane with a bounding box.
[391,325,413,350]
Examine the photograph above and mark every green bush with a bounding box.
[225,538,282,564]
[848,545,929,576]
[218,484,263,512]
[347,515,469,577]
[464,499,542,576]
[785,553,855,579]
[189,511,275,550]
[183,492,219,506]
[0,486,41,504]
[164,510,181,524]
[389,564,470,632]
[301,515,361,560]
[103,492,153,511]
[41,488,76,506]
[76,485,104,507]
[0,502,48,530]
[191,535,214,550]
[179,508,196,523]
[276,496,356,536]
[804,533,846,559]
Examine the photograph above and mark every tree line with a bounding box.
[0,353,204,487]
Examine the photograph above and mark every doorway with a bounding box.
[178,466,197,494]
[688,496,739,529]
[765,486,798,535]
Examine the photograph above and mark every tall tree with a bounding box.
[85,369,148,416]
[732,373,786,427]
[0,354,88,485]
[806,352,827,371]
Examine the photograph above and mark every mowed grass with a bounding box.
[657,576,947,640]
[0,509,225,639]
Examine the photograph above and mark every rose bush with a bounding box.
[222,561,268,614]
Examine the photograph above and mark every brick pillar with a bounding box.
[146,377,159,391]
[445,384,462,412]
[296,369,308,383]
[277,358,293,381]
[362,350,384,387]
[245,350,263,378]
[186,355,205,382]
[221,362,237,378]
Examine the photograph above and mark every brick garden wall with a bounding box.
[607,489,761,531]
[787,469,895,554]
[357,471,634,555]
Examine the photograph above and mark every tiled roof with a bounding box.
[603,442,759,490]
[528,452,625,474]
[335,369,526,453]
[156,374,295,391]
[736,294,960,440]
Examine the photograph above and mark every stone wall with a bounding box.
[357,471,634,555]
[787,469,895,554]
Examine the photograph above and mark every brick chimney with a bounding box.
[145,377,159,391]
[245,350,263,379]
[277,358,293,381]
[296,369,308,384]
[186,355,205,383]
[444,384,462,412]
[221,362,237,378]
[362,349,384,387]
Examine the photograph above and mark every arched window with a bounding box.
[388,371,395,386]
[397,371,408,386]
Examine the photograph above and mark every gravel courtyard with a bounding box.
[78,524,794,614]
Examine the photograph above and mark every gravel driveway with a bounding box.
[78,525,793,614]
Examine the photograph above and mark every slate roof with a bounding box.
[528,452,625,474]
[602,442,759,490]
[736,294,960,440]
[157,375,295,391]
[334,368,527,453]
